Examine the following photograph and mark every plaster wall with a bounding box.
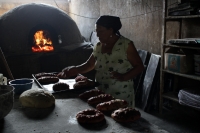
[0,0,164,54]
[69,0,163,54]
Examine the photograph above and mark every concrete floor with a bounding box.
[138,101,200,133]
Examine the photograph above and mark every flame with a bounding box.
[32,30,54,52]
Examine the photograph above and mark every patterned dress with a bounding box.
[93,36,135,107]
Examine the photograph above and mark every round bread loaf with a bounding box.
[53,82,69,91]
[79,89,104,100]
[75,75,87,82]
[73,80,88,89]
[73,79,95,89]
[87,94,114,106]
[111,107,141,123]
[96,99,128,112]
[19,89,55,108]
[76,109,105,124]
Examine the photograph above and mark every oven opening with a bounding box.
[32,30,54,52]
[29,24,58,53]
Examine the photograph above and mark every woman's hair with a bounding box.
[96,15,122,36]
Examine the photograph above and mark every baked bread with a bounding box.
[35,72,57,79]
[73,80,88,89]
[52,82,69,91]
[75,75,87,82]
[73,79,95,89]
[96,99,128,112]
[79,89,104,100]
[19,89,55,108]
[87,94,114,106]
[76,109,105,124]
[37,76,59,84]
[111,107,141,123]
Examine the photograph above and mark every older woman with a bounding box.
[58,15,144,107]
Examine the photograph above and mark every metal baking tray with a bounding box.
[32,73,98,94]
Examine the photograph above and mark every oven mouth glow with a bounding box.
[32,30,54,52]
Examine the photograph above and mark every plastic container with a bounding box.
[9,78,34,95]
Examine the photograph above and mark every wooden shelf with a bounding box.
[160,0,200,114]
[162,92,179,103]
[163,92,200,112]
[163,44,200,50]
[162,70,200,81]
[166,15,200,20]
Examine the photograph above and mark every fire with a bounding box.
[32,30,54,52]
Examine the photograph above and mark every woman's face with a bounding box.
[95,24,112,44]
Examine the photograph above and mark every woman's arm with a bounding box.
[58,54,96,78]
[125,41,144,80]
[76,54,96,74]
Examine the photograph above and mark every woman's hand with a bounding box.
[57,66,78,79]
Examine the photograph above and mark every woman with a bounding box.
[58,15,144,107]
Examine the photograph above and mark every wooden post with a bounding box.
[0,47,14,80]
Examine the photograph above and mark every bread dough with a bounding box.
[19,89,55,108]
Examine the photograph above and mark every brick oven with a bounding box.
[0,3,94,79]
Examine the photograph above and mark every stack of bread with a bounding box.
[76,88,141,123]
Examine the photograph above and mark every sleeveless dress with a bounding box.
[93,36,135,107]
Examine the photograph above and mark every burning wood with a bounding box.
[32,30,54,52]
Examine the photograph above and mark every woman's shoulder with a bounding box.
[96,42,101,46]
[116,36,133,52]
[118,36,133,46]
[119,36,132,43]
[93,42,101,53]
